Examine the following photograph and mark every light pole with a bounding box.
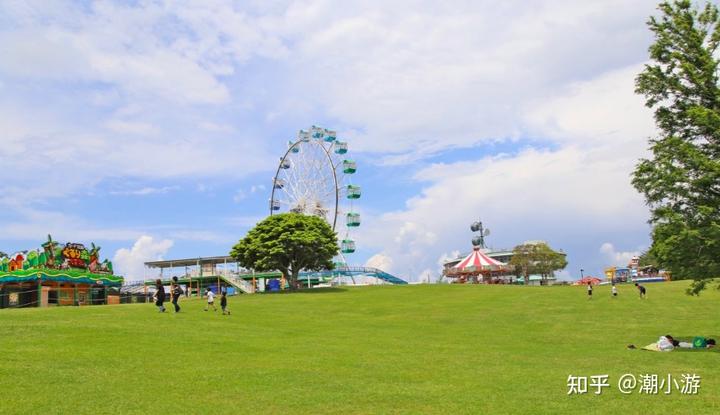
[580,269,584,280]
[470,220,488,248]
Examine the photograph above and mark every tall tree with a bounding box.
[230,213,338,289]
[637,249,660,268]
[509,242,568,284]
[634,0,720,293]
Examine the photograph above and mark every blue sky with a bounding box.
[0,0,662,281]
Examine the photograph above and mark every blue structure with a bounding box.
[299,266,408,285]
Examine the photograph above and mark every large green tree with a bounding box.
[508,242,568,284]
[230,213,338,289]
[633,0,720,293]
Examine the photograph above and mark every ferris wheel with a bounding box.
[269,126,361,261]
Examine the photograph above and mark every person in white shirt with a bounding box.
[204,288,217,311]
[587,282,593,299]
[611,284,618,298]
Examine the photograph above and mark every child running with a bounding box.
[204,287,217,311]
[587,282,593,299]
[154,279,166,312]
[221,290,230,315]
[611,283,618,298]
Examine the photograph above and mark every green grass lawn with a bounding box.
[0,281,718,414]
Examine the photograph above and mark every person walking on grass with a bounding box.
[204,287,217,311]
[154,279,166,313]
[611,283,618,298]
[587,282,593,300]
[171,276,182,313]
[635,283,647,299]
[221,290,230,315]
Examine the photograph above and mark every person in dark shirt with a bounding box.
[171,276,182,313]
[634,283,647,299]
[155,279,166,313]
[221,290,230,315]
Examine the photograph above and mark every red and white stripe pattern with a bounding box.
[453,247,506,272]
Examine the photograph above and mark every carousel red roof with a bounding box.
[453,247,507,272]
[573,276,602,285]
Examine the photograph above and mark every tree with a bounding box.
[0,251,7,259]
[638,249,660,268]
[633,1,720,293]
[509,242,568,285]
[230,213,338,289]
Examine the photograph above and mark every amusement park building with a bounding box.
[0,236,123,308]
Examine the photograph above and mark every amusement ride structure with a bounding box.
[444,219,508,283]
[268,126,406,285]
[270,126,359,263]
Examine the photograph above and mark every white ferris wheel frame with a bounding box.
[269,134,354,236]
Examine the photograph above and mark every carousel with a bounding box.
[443,219,509,283]
[444,246,508,283]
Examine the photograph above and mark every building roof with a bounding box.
[443,249,513,266]
[144,256,237,269]
[0,269,123,286]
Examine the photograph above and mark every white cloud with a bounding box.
[235,184,270,202]
[233,190,248,203]
[105,120,158,135]
[0,0,279,208]
[113,236,174,281]
[199,122,235,133]
[224,215,264,228]
[599,243,642,269]
[365,253,393,271]
[525,65,656,148]
[267,0,658,155]
[110,186,180,196]
[555,269,573,281]
[166,230,233,244]
[417,268,435,284]
[0,208,143,242]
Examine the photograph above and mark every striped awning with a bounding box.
[453,247,507,272]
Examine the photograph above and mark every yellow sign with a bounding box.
[604,267,615,280]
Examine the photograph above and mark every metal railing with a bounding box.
[222,275,255,294]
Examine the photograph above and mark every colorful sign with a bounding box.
[62,243,87,269]
[0,235,113,274]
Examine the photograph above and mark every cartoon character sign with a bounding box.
[61,243,88,269]
[2,236,115,275]
[8,253,25,272]
[41,234,59,268]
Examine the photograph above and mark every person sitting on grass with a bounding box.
[204,288,217,312]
